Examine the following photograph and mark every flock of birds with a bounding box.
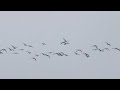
[0,38,120,61]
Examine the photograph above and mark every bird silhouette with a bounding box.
[42,43,46,45]
[105,42,111,46]
[28,45,33,48]
[61,38,69,45]
[76,49,83,53]
[112,48,120,51]
[54,53,63,56]
[83,53,90,58]
[92,45,99,49]
[98,49,104,52]
[11,45,17,49]
[35,54,39,57]
[60,52,68,56]
[0,51,3,54]
[41,53,50,59]
[32,57,37,61]
[48,52,55,54]
[74,52,80,55]
[23,43,27,46]
[19,49,24,51]
[0,49,7,53]
[8,47,14,51]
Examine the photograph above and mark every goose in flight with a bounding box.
[48,52,55,54]
[83,53,90,58]
[60,52,68,56]
[35,54,39,57]
[32,57,37,61]
[8,47,14,51]
[92,45,99,49]
[54,53,63,56]
[105,42,111,46]
[112,48,120,51]
[74,52,80,55]
[0,49,7,53]
[98,49,104,52]
[0,51,3,54]
[19,49,24,51]
[11,45,17,49]
[23,43,27,46]
[61,38,69,45]
[102,48,110,51]
[28,45,33,48]
[42,43,46,45]
[41,53,50,59]
[76,49,83,53]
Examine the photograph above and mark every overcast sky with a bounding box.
[0,11,120,79]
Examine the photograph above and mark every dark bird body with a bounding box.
[33,57,37,61]
[11,45,17,49]
[23,43,27,46]
[8,48,14,51]
[112,48,120,51]
[19,49,24,51]
[74,52,80,55]
[0,49,7,53]
[105,42,111,46]
[98,49,104,52]
[61,38,69,45]
[92,45,99,49]
[28,45,33,48]
[83,53,90,57]
[42,43,46,45]
[41,53,50,59]
[76,49,83,53]
[0,51,3,54]
[35,54,39,57]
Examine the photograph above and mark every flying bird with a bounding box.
[41,53,50,59]
[83,53,90,58]
[0,49,7,53]
[32,57,37,61]
[28,45,33,48]
[26,51,31,54]
[35,54,39,57]
[112,48,120,51]
[105,42,111,46]
[42,43,46,45]
[23,43,27,46]
[48,52,55,54]
[11,45,17,49]
[61,38,69,45]
[92,45,99,49]
[60,52,68,56]
[0,51,3,54]
[76,49,83,53]
[74,52,80,55]
[54,53,63,56]
[19,49,24,51]
[8,47,14,51]
[98,49,104,52]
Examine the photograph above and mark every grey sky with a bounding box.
[0,11,120,79]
